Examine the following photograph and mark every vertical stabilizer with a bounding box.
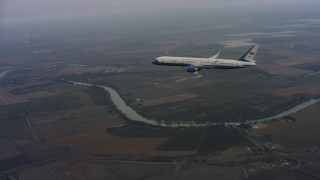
[238,44,259,62]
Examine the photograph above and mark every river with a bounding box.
[1,69,319,126]
[70,81,320,127]
[0,70,12,79]
[0,65,59,80]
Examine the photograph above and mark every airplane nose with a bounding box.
[152,58,160,65]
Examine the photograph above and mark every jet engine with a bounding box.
[186,65,199,72]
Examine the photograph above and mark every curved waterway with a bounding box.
[71,81,320,127]
[0,70,12,79]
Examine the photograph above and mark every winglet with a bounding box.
[210,49,221,59]
[238,44,259,62]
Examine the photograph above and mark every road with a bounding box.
[0,70,40,143]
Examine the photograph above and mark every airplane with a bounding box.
[152,44,259,73]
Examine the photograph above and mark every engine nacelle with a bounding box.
[186,65,199,73]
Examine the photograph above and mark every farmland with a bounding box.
[255,103,320,150]
[1,12,320,179]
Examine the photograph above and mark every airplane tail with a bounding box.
[238,44,259,62]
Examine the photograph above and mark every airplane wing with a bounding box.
[209,50,221,59]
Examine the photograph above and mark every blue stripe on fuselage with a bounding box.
[211,66,246,69]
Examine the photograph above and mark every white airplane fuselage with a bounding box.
[154,56,256,69]
[152,44,259,72]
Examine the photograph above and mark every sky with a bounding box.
[2,0,320,27]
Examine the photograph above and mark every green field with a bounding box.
[0,102,32,138]
[108,125,253,152]
[31,95,85,112]
[1,13,320,179]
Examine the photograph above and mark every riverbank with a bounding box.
[70,81,320,127]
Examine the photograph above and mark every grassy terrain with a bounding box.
[31,95,85,113]
[82,85,108,106]
[10,82,56,95]
[0,102,31,123]
[1,15,320,179]
[49,131,167,155]
[0,102,32,138]
[109,125,253,153]
[58,62,320,124]
[197,127,252,153]
[256,103,320,150]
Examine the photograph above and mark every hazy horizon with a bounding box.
[2,0,320,28]
[1,0,320,44]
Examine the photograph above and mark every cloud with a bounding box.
[264,19,320,29]
[216,39,254,48]
[226,31,302,38]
